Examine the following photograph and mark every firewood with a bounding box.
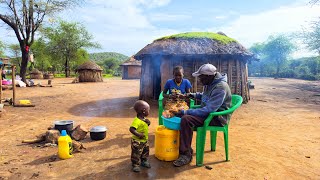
[47,125,54,130]
[13,104,36,107]
[71,125,88,141]
[72,140,86,153]
[45,130,60,144]
[22,134,46,144]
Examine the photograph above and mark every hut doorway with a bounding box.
[152,59,161,99]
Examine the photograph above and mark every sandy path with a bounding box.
[0,77,319,179]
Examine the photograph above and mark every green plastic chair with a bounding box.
[158,91,194,125]
[192,94,243,166]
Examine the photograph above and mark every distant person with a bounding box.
[1,69,6,80]
[171,63,231,167]
[163,66,192,99]
[129,100,151,172]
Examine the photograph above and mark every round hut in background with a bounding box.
[120,56,142,79]
[43,73,54,79]
[76,61,103,82]
[30,69,43,79]
[134,32,257,103]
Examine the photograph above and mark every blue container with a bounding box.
[162,116,181,130]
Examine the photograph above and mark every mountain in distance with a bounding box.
[89,52,129,63]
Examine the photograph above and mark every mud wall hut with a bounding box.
[134,32,257,103]
[30,69,43,79]
[76,61,103,82]
[120,57,142,79]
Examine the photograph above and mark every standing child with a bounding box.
[129,100,151,172]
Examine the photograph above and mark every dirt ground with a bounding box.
[0,77,319,179]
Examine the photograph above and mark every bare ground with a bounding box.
[0,77,319,179]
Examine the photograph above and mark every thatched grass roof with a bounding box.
[76,61,103,71]
[30,68,42,74]
[134,32,256,61]
[121,56,141,66]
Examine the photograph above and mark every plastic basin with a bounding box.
[162,116,181,130]
[1,80,12,85]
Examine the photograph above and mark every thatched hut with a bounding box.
[30,69,43,79]
[134,32,257,103]
[120,56,142,79]
[43,73,54,79]
[76,61,103,82]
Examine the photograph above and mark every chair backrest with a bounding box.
[230,94,243,113]
[215,94,243,115]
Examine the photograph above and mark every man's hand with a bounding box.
[138,133,145,139]
[171,110,184,117]
[186,93,194,98]
[144,118,151,126]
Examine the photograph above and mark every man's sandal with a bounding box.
[173,155,192,167]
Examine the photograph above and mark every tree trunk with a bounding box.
[19,43,29,83]
[275,60,280,79]
[64,57,69,77]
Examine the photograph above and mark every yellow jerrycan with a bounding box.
[58,130,73,159]
[155,125,179,161]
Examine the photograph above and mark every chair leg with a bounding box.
[223,130,229,161]
[159,115,163,125]
[196,128,206,167]
[210,131,217,151]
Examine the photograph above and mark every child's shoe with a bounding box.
[141,161,151,168]
[132,166,141,172]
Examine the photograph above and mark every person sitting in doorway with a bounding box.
[163,66,192,100]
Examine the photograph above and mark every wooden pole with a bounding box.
[12,65,16,106]
[0,65,2,104]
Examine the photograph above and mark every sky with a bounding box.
[1,0,320,58]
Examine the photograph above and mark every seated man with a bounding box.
[172,63,232,167]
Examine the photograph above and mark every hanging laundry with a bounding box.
[29,53,34,62]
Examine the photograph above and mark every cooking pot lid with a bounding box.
[54,120,74,125]
[90,126,107,132]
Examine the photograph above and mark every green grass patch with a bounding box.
[156,32,237,44]
[53,74,76,78]
[103,74,114,78]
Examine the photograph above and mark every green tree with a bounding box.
[310,0,320,5]
[8,44,21,72]
[301,20,320,55]
[0,0,81,82]
[99,58,120,74]
[70,48,89,72]
[263,35,296,78]
[31,38,52,71]
[248,43,266,76]
[42,20,100,77]
[0,39,5,57]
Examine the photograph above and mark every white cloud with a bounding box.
[214,15,227,20]
[149,13,191,22]
[138,0,171,9]
[214,3,320,58]
[64,0,177,56]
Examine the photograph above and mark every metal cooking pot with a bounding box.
[90,126,107,141]
[54,120,74,134]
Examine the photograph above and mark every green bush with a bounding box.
[53,74,77,78]
[278,69,298,78]
[299,74,318,80]
[102,74,113,78]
